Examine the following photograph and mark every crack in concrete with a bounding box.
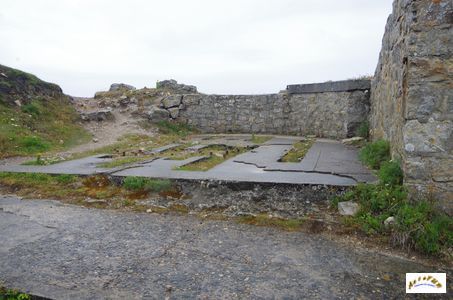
[232,160,359,183]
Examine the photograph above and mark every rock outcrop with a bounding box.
[0,64,65,106]
[109,83,136,91]
[156,79,197,94]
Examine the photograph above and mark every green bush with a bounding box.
[355,121,369,138]
[378,161,404,185]
[19,136,50,153]
[359,140,390,169]
[123,176,147,191]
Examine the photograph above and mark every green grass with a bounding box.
[251,134,272,144]
[0,286,30,300]
[176,145,248,171]
[334,183,452,255]
[359,140,390,169]
[122,177,172,192]
[0,98,91,158]
[378,161,404,185]
[355,121,369,139]
[156,120,193,137]
[280,139,314,162]
[98,156,151,168]
[333,143,451,256]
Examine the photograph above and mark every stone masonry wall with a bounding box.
[370,0,452,212]
[165,80,370,139]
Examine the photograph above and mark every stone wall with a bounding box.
[370,0,452,211]
[163,80,370,138]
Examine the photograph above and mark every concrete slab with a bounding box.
[0,154,112,175]
[0,136,377,186]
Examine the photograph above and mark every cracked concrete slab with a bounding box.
[0,195,448,299]
[0,154,112,175]
[0,136,376,186]
[145,143,181,154]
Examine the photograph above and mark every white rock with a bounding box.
[341,137,364,145]
[338,201,360,216]
[405,143,415,152]
[384,216,396,227]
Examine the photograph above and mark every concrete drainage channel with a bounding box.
[109,176,350,218]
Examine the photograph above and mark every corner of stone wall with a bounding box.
[370,0,452,214]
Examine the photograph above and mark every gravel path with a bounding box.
[0,195,450,299]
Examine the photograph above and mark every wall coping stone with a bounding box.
[287,79,371,94]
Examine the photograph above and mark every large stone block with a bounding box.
[161,95,182,108]
[146,106,170,123]
[405,82,452,122]
[403,119,452,155]
[287,79,371,94]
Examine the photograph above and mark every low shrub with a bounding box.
[378,161,404,186]
[123,177,147,191]
[359,140,390,169]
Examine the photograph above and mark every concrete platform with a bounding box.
[0,137,377,186]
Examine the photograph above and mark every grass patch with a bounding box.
[176,145,248,171]
[0,286,30,300]
[251,134,272,144]
[237,213,305,231]
[280,139,314,162]
[355,121,369,139]
[156,120,193,137]
[359,139,390,169]
[122,177,173,193]
[0,98,90,158]
[98,156,151,168]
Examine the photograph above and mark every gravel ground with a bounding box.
[0,195,450,299]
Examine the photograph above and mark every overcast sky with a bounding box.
[0,0,393,96]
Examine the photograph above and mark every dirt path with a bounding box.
[1,195,451,299]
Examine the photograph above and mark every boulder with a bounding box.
[162,95,182,108]
[156,79,197,94]
[146,106,170,122]
[168,107,180,119]
[109,83,136,91]
[338,201,360,216]
[80,109,114,122]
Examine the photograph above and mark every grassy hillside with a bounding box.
[0,65,90,158]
